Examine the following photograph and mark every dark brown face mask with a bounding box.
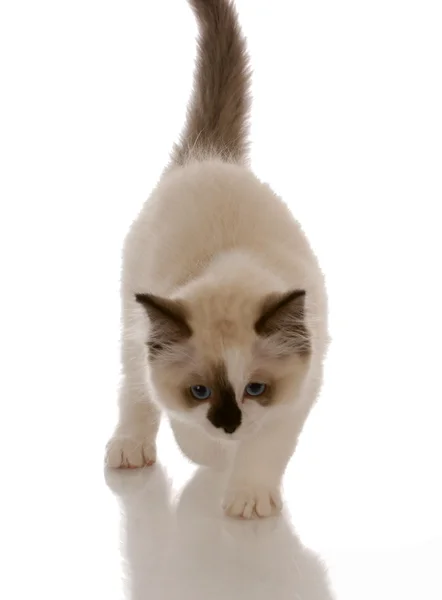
[205,364,242,434]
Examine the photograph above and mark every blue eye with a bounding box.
[190,385,212,401]
[245,383,267,397]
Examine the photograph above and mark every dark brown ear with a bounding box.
[254,290,310,354]
[135,293,192,357]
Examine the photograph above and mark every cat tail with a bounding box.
[171,0,251,166]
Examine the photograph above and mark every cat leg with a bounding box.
[222,414,301,519]
[105,379,160,468]
[106,293,161,469]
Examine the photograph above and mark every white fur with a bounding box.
[224,346,247,399]
[106,159,328,518]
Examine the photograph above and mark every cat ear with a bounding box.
[254,290,310,354]
[135,293,192,354]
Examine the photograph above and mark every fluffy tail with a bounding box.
[171,0,251,166]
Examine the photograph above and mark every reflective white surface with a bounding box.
[1,1,442,598]
[4,416,441,600]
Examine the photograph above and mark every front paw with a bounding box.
[105,435,156,469]
[222,483,282,519]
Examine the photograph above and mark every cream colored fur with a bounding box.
[106,1,328,519]
[106,160,328,516]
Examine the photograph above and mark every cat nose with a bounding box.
[207,399,242,434]
[222,422,239,434]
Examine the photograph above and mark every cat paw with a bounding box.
[105,435,156,469]
[222,484,282,519]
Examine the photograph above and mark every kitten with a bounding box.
[106,0,329,519]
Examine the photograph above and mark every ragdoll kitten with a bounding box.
[106,0,328,519]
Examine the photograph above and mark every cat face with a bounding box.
[136,287,311,441]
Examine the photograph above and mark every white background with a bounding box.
[1,1,441,599]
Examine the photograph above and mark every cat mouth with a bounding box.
[206,419,261,442]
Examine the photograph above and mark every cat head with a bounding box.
[135,285,311,441]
